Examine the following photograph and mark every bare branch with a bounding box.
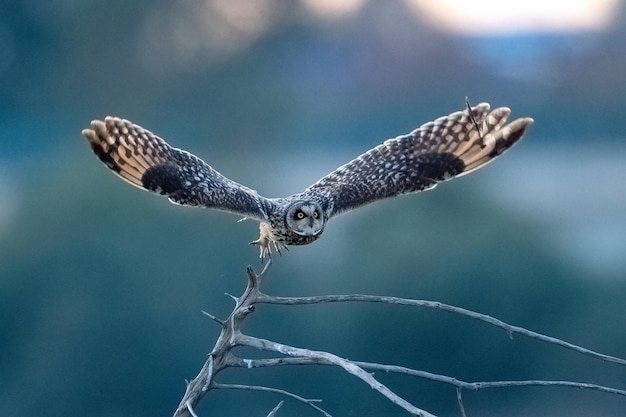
[267,401,284,417]
[456,388,467,417]
[236,333,437,417]
[201,310,224,326]
[173,262,273,417]
[470,380,626,396]
[256,293,626,366]
[227,356,626,398]
[213,383,331,417]
[351,362,626,396]
[173,262,626,417]
[185,401,199,417]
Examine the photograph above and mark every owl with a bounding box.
[83,102,533,261]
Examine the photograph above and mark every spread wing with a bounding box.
[302,103,533,217]
[82,116,273,220]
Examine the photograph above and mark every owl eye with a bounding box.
[296,211,305,220]
[313,211,319,219]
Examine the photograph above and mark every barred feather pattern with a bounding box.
[83,103,533,260]
[82,117,272,220]
[302,103,533,216]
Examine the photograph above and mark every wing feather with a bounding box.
[302,103,533,217]
[83,117,272,221]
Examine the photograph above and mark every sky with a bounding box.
[299,0,620,33]
[407,0,620,34]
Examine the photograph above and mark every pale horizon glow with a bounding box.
[301,0,367,18]
[406,0,619,35]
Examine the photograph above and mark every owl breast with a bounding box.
[274,227,322,246]
[252,221,323,261]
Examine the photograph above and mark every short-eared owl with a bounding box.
[83,102,533,260]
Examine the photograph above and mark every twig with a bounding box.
[456,388,467,417]
[201,310,224,326]
[256,293,626,366]
[470,380,626,396]
[213,383,331,417]
[236,333,437,417]
[465,97,483,138]
[354,361,626,396]
[185,401,199,417]
[227,356,626,397]
[267,401,284,417]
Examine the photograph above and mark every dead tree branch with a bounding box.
[172,262,626,417]
[256,294,626,366]
[235,333,435,417]
[226,356,626,397]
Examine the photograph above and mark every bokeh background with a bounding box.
[1,1,625,416]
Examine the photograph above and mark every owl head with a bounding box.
[285,201,325,237]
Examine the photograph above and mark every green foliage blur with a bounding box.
[1,1,625,416]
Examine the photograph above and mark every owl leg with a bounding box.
[250,238,289,263]
[249,222,288,263]
[250,222,271,262]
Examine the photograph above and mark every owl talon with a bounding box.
[250,236,290,263]
[249,238,269,263]
[261,249,272,264]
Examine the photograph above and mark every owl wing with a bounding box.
[302,103,533,218]
[82,117,273,221]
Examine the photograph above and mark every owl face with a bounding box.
[285,201,325,237]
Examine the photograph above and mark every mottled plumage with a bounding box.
[83,102,533,260]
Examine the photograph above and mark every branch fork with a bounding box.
[173,262,626,417]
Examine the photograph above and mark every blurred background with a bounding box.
[1,0,625,416]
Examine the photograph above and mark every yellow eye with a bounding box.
[313,211,319,219]
[296,211,305,219]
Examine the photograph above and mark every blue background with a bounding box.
[1,1,625,416]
